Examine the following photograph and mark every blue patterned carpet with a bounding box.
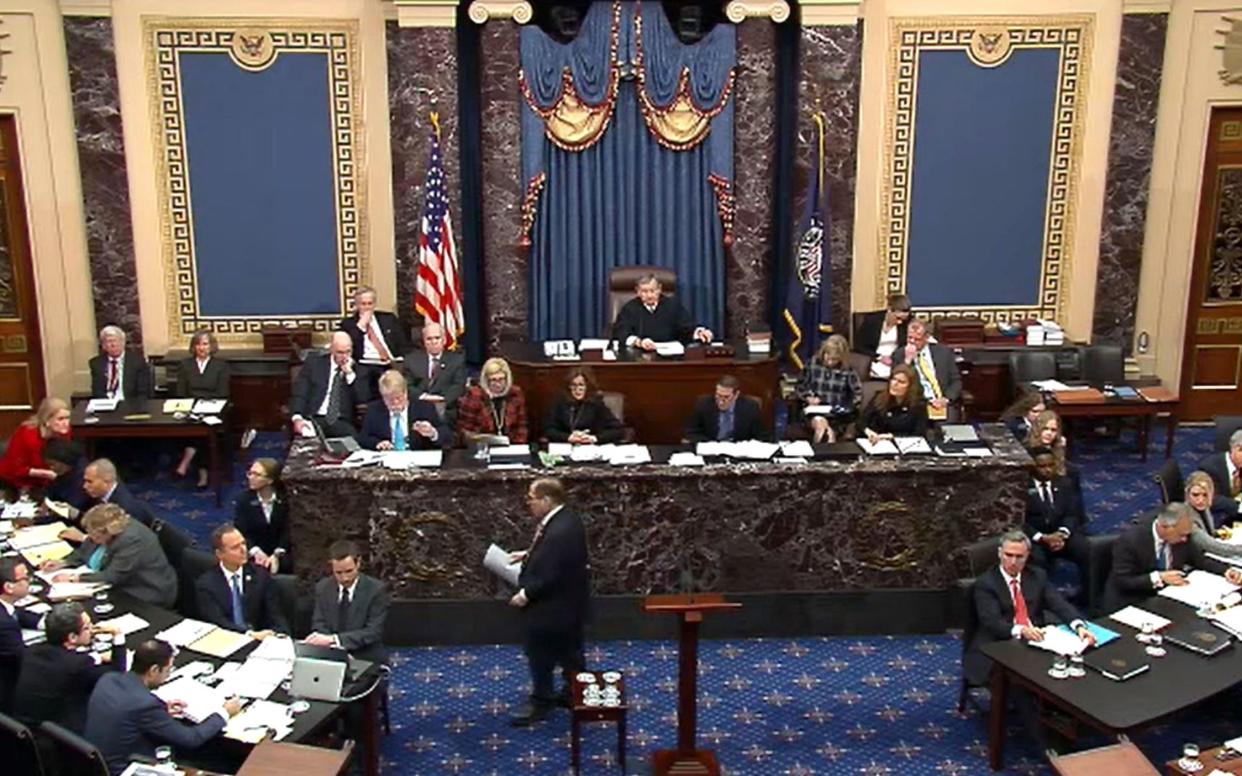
[123,425,1235,774]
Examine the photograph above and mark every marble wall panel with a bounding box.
[284,426,1027,598]
[478,23,526,348]
[794,23,862,331]
[1093,14,1168,352]
[64,18,141,346]
[387,22,462,334]
[729,21,779,337]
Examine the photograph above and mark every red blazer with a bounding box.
[0,425,66,491]
[455,385,528,444]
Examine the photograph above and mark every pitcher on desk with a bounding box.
[611,273,712,352]
[892,318,960,423]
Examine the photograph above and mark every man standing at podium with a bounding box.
[507,477,591,727]
[612,273,712,351]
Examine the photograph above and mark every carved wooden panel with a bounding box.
[1208,167,1242,304]
[0,187,19,319]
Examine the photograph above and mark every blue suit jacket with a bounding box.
[0,602,41,661]
[85,671,226,775]
[358,394,451,450]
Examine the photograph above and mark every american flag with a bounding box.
[415,115,465,349]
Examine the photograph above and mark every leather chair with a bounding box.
[177,547,217,619]
[151,518,193,570]
[604,266,677,335]
[0,711,44,776]
[1008,351,1057,385]
[1079,344,1124,385]
[40,721,108,776]
[1153,458,1183,505]
[1215,415,1242,452]
[272,573,314,639]
[1085,533,1119,618]
[955,536,1001,713]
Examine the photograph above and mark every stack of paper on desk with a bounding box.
[153,676,228,724]
[85,398,119,413]
[96,612,150,636]
[608,445,651,465]
[224,699,294,743]
[779,440,815,458]
[380,450,443,469]
[1025,626,1091,657]
[155,618,216,648]
[2,501,38,520]
[1158,570,1240,609]
[694,441,780,460]
[1210,606,1242,639]
[21,541,74,566]
[192,399,226,415]
[856,438,899,455]
[215,655,286,699]
[895,437,931,454]
[48,582,110,601]
[668,452,705,467]
[186,628,252,659]
[653,341,685,357]
[11,522,70,549]
[1109,605,1171,632]
[162,399,193,413]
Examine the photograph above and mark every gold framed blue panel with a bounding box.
[879,16,1093,324]
[144,18,366,343]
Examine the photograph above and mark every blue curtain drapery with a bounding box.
[521,1,735,342]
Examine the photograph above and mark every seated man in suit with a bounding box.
[0,557,41,713]
[195,523,288,636]
[892,318,961,422]
[611,273,712,352]
[402,322,467,425]
[1198,429,1242,528]
[358,369,451,451]
[88,325,152,401]
[852,293,911,379]
[289,331,360,440]
[684,375,770,442]
[59,457,157,536]
[1024,448,1091,591]
[86,639,241,775]
[1104,502,1242,611]
[337,286,408,403]
[306,540,389,664]
[963,530,1094,689]
[14,602,122,733]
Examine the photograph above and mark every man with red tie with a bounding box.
[506,477,591,727]
[337,286,409,403]
[963,530,1094,688]
[88,325,152,401]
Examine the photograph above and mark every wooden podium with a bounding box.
[643,594,741,775]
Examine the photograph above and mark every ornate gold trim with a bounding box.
[467,1,532,25]
[393,0,459,28]
[725,1,791,24]
[878,16,1093,325]
[143,17,367,342]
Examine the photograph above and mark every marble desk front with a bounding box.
[282,426,1030,600]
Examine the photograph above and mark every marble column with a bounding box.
[63,18,142,346]
[477,23,526,348]
[387,21,462,332]
[794,22,863,330]
[729,21,779,337]
[1092,14,1168,353]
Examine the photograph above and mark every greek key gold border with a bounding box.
[143,17,366,342]
[879,16,1093,325]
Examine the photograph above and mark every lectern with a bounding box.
[643,593,741,775]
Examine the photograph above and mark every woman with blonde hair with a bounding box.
[1184,471,1242,561]
[797,334,862,443]
[42,503,177,607]
[0,397,72,492]
[456,357,529,444]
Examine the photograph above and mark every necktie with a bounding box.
[1042,482,1054,509]
[429,357,438,382]
[717,409,734,441]
[324,368,344,425]
[392,413,407,451]
[1157,541,1170,571]
[1010,579,1031,627]
[230,573,245,629]
[1232,468,1241,498]
[365,321,392,361]
[916,351,946,421]
[337,588,352,630]
[107,359,119,396]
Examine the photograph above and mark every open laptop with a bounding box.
[291,642,349,702]
[312,419,360,458]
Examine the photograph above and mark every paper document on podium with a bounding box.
[653,341,685,357]
[86,398,119,413]
[163,399,193,413]
[192,399,227,415]
[857,438,899,455]
[895,437,931,454]
[380,450,442,469]
[483,543,521,587]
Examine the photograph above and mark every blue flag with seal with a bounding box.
[782,113,833,371]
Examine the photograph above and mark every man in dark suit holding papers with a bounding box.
[964,530,1094,687]
[507,478,590,727]
[1104,502,1242,611]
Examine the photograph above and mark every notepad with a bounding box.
[163,399,193,413]
[187,627,252,659]
[192,399,227,414]
[9,522,70,550]
[856,438,899,455]
[85,398,119,413]
[155,618,217,648]
[21,541,75,566]
[153,676,228,724]
[1109,605,1171,632]
[96,612,151,637]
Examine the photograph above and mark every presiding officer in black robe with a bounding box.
[507,478,591,727]
[611,272,712,351]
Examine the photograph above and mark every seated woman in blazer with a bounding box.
[544,367,624,445]
[857,364,928,441]
[234,457,292,573]
[456,357,529,444]
[174,329,230,488]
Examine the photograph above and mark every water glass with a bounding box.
[1048,655,1069,679]
[154,745,174,768]
[1068,654,1086,678]
[1145,631,1166,658]
[1179,742,1203,772]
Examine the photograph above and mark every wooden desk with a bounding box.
[237,740,353,776]
[1049,392,1178,462]
[501,342,779,444]
[1167,746,1242,775]
[1049,740,1159,775]
[155,350,295,432]
[71,399,230,505]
